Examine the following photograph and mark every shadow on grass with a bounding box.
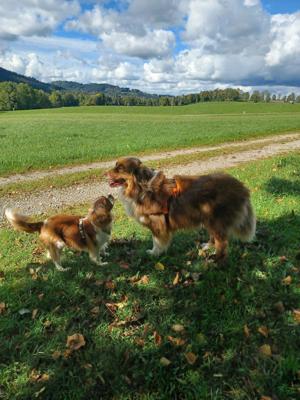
[0,212,300,399]
[264,177,300,197]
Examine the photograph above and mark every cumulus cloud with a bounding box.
[1,0,300,93]
[0,0,80,40]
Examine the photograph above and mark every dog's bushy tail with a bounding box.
[5,209,43,233]
[231,199,256,242]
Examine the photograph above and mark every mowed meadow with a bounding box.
[1,101,300,176]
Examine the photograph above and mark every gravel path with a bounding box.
[1,132,299,187]
[1,135,300,223]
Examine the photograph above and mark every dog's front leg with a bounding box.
[99,242,109,257]
[147,233,172,256]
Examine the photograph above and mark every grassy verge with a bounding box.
[1,102,300,176]
[0,153,299,399]
[0,136,297,197]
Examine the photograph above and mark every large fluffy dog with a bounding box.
[108,157,255,261]
[5,195,114,271]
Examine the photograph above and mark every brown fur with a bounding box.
[5,195,115,271]
[107,157,256,261]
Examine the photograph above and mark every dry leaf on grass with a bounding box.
[154,331,162,346]
[168,336,186,346]
[30,369,50,383]
[160,357,171,366]
[173,272,180,286]
[243,324,250,338]
[105,280,116,290]
[134,338,145,347]
[293,309,300,324]
[258,326,269,338]
[282,275,292,285]
[0,302,6,314]
[259,344,272,357]
[32,309,38,320]
[185,352,198,365]
[119,261,130,270]
[171,324,185,333]
[90,306,100,316]
[155,262,165,271]
[260,396,273,400]
[66,333,86,351]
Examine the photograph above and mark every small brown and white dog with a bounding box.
[5,195,115,271]
[107,158,256,261]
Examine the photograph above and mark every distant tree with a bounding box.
[296,95,300,103]
[287,93,296,103]
[49,91,63,107]
[250,91,262,103]
[272,94,277,101]
[62,93,79,107]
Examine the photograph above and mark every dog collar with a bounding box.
[79,218,87,241]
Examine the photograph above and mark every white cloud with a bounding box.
[101,29,175,59]
[0,1,80,41]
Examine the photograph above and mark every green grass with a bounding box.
[0,153,299,399]
[1,102,300,176]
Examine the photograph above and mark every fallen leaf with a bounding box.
[258,326,269,338]
[154,331,162,346]
[34,387,46,398]
[38,293,44,300]
[173,272,180,285]
[279,256,287,263]
[259,344,272,357]
[94,280,104,286]
[105,280,115,290]
[30,369,50,383]
[32,309,38,320]
[83,363,92,369]
[63,349,72,359]
[293,309,300,324]
[185,352,198,365]
[160,357,171,366]
[0,302,6,314]
[155,262,165,271]
[171,323,185,333]
[119,261,130,270]
[52,351,61,360]
[282,276,292,286]
[243,324,250,338]
[18,308,30,316]
[168,336,186,346]
[90,306,100,316]
[43,320,52,328]
[135,275,149,285]
[66,333,86,351]
[260,396,272,400]
[134,337,145,347]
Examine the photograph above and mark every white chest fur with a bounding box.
[118,187,138,221]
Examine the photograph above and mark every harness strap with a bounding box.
[79,218,87,242]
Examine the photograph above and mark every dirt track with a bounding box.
[1,133,299,223]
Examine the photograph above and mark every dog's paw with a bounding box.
[201,242,212,251]
[146,248,161,256]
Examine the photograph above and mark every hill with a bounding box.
[0,66,157,98]
[0,66,55,91]
[51,80,158,98]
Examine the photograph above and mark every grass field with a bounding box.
[1,153,299,399]
[1,102,300,176]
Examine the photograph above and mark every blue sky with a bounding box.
[0,0,299,94]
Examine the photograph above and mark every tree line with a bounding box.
[0,81,299,111]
